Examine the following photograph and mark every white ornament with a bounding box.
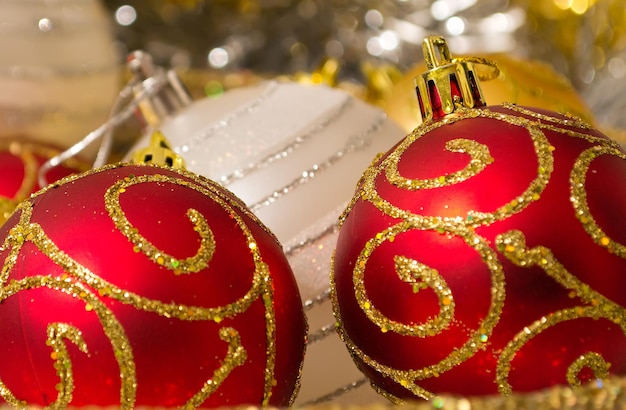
[0,0,119,155]
[128,80,406,405]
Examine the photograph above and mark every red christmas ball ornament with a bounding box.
[0,134,306,408]
[0,139,87,225]
[331,36,626,402]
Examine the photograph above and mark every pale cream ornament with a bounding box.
[125,55,406,405]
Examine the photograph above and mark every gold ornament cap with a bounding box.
[132,130,186,169]
[415,36,499,122]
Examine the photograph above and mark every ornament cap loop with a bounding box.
[415,36,498,122]
[132,130,186,169]
[128,50,193,127]
[422,36,453,70]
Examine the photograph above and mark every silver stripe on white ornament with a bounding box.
[126,73,406,405]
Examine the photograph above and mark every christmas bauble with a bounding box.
[0,0,119,154]
[0,162,306,408]
[126,79,405,405]
[386,53,593,133]
[0,139,87,225]
[332,37,626,402]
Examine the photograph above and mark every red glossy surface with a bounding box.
[333,105,626,399]
[0,164,306,408]
[0,140,85,203]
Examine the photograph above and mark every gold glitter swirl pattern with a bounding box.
[494,230,626,395]
[333,105,626,402]
[46,323,89,408]
[566,352,611,388]
[386,139,494,190]
[0,276,137,408]
[151,166,281,244]
[0,164,288,407]
[105,174,216,274]
[357,109,555,229]
[333,223,506,400]
[496,230,623,308]
[0,382,23,408]
[6,201,263,323]
[394,255,454,327]
[501,103,593,130]
[183,327,248,409]
[467,126,553,226]
[353,227,456,337]
[339,152,386,224]
[0,201,33,285]
[570,146,626,258]
[495,306,622,396]
[500,103,621,150]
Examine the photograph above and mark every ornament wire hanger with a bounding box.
[37,51,191,188]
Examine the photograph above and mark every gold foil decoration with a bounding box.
[132,130,186,169]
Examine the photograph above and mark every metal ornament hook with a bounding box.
[36,74,167,188]
[37,50,192,188]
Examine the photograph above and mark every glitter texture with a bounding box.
[0,163,306,408]
[331,103,626,402]
[125,81,407,404]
